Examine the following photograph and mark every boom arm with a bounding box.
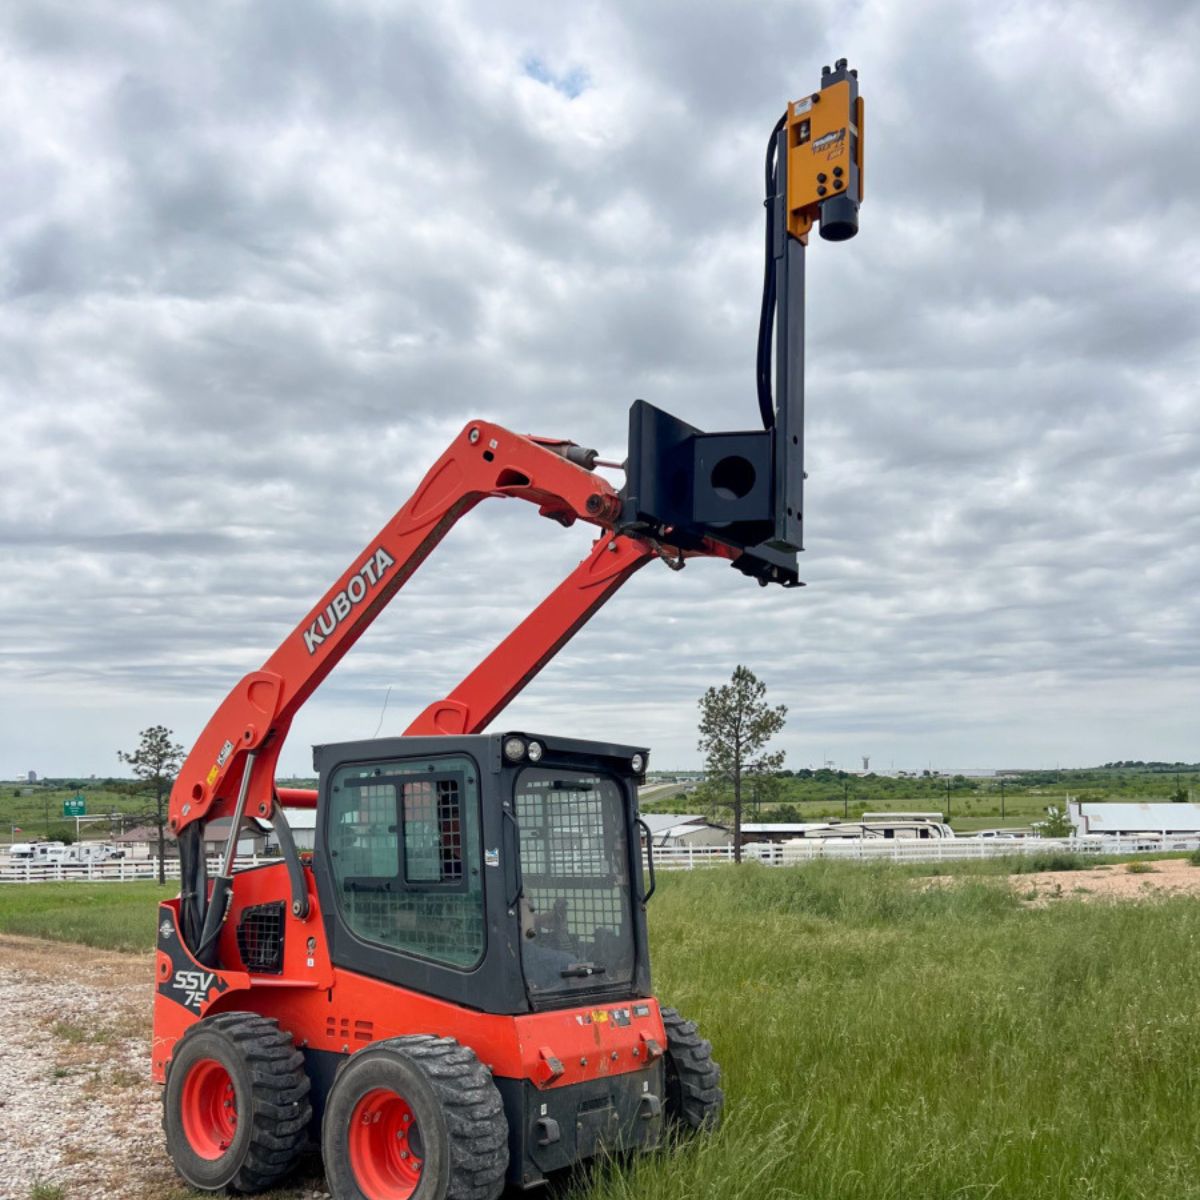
[169,422,729,834]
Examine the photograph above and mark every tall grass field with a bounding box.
[2,864,1198,1199]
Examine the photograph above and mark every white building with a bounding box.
[1068,802,1200,837]
[638,813,729,849]
[273,808,317,853]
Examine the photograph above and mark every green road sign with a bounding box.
[63,796,86,817]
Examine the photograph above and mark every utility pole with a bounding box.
[843,780,849,819]
[945,778,951,821]
[1000,778,1006,820]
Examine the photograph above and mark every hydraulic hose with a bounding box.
[756,113,787,430]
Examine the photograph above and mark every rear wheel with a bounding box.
[661,1007,723,1132]
[163,1012,312,1193]
[322,1035,508,1200]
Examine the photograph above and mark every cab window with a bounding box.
[326,755,483,969]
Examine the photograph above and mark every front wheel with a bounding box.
[322,1035,508,1200]
[162,1012,312,1193]
[661,1007,724,1132]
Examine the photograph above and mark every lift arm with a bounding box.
[169,422,730,834]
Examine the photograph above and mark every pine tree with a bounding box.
[698,666,787,863]
[118,725,185,885]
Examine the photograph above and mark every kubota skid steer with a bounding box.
[153,63,863,1199]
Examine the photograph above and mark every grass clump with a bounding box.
[1126,860,1158,874]
[30,1182,64,1200]
[50,1019,90,1044]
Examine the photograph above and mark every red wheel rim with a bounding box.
[180,1058,238,1160]
[348,1087,425,1200]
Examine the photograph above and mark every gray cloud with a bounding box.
[1,0,1197,777]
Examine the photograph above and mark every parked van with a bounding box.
[7,841,68,863]
[63,842,121,864]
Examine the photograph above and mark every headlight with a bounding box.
[503,736,527,762]
[631,753,645,773]
[526,740,544,763]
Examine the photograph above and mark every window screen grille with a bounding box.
[515,768,634,997]
[328,757,483,969]
[235,901,285,974]
[403,778,464,884]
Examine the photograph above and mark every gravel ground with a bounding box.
[0,935,328,1200]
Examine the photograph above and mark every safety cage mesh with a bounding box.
[236,900,286,974]
[515,769,635,996]
[328,761,485,970]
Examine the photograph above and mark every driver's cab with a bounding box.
[311,732,653,1015]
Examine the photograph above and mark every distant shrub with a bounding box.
[1012,852,1090,874]
[1125,861,1157,874]
[1033,805,1074,838]
[1188,849,1200,867]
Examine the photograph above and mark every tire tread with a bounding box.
[164,1012,311,1194]
[661,1006,723,1132]
[370,1035,508,1200]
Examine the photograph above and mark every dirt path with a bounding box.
[0,934,327,1200]
[1013,856,1200,904]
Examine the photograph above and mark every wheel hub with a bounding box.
[180,1058,238,1160]
[348,1087,425,1200]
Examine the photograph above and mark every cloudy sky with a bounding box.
[1,0,1197,779]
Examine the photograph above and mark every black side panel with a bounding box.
[771,220,805,553]
[301,1046,343,1135]
[495,1063,665,1189]
[623,400,800,587]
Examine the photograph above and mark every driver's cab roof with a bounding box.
[313,730,649,780]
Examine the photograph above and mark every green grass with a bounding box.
[567,864,1200,1200]
[0,881,175,951]
[4,866,1200,1198]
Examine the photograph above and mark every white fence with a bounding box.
[2,835,1199,884]
[0,856,266,884]
[652,834,1200,870]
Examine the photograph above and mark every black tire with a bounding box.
[661,1007,723,1132]
[322,1034,508,1200]
[163,1012,312,1193]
